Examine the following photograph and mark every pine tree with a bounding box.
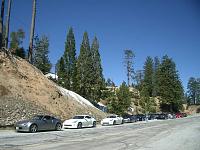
[157,55,184,112]
[142,56,154,97]
[33,35,51,74]
[90,36,105,101]
[108,81,131,115]
[152,56,160,97]
[57,57,66,87]
[63,27,77,90]
[76,32,94,100]
[187,77,200,104]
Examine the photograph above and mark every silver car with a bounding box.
[15,115,62,133]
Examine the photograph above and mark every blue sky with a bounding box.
[7,0,200,90]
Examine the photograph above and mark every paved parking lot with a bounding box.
[0,115,200,150]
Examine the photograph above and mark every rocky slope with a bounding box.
[0,51,106,127]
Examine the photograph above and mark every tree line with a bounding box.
[56,27,105,103]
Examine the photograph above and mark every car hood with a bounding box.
[63,119,81,124]
[102,118,114,122]
[16,119,32,125]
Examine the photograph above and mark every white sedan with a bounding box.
[63,115,96,129]
[101,115,124,125]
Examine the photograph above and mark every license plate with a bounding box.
[16,127,19,130]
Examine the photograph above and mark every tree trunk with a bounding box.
[28,0,36,63]
[5,0,12,49]
[0,0,5,49]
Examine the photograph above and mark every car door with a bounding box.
[84,116,93,127]
[42,115,54,130]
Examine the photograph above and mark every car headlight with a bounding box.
[21,122,30,126]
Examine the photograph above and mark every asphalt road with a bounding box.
[0,115,200,150]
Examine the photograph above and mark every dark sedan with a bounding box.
[15,115,62,133]
[122,114,137,123]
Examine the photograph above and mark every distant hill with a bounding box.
[0,51,105,127]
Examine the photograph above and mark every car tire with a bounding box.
[93,121,96,127]
[55,123,62,131]
[77,122,82,129]
[113,120,116,125]
[121,120,124,124]
[29,124,38,133]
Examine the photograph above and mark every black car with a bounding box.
[136,114,146,121]
[122,114,137,123]
[15,115,62,133]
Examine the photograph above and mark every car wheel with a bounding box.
[93,121,96,127]
[29,124,37,133]
[113,120,116,125]
[77,122,82,129]
[121,120,124,124]
[55,123,62,131]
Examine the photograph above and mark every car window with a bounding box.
[44,116,51,120]
[85,116,91,119]
[107,116,116,118]
[73,116,84,119]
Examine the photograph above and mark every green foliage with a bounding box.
[152,56,160,97]
[33,35,51,74]
[63,27,77,91]
[10,28,26,58]
[108,82,131,115]
[15,47,26,59]
[10,29,25,49]
[142,56,154,97]
[90,36,105,101]
[157,55,184,112]
[187,77,200,105]
[134,70,144,90]
[106,78,115,87]
[57,57,66,87]
[76,32,94,100]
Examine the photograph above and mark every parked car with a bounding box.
[136,114,146,121]
[175,113,183,118]
[63,115,96,129]
[101,115,124,125]
[156,113,168,120]
[15,115,62,133]
[122,114,137,123]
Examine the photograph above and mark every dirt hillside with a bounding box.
[0,51,106,127]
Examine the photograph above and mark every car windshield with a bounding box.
[73,116,84,119]
[32,115,43,120]
[107,116,116,118]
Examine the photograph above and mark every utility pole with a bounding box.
[28,0,36,63]
[0,0,5,49]
[5,0,12,49]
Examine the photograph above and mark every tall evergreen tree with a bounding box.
[157,55,184,112]
[33,35,51,74]
[152,56,160,97]
[57,57,66,87]
[63,27,77,90]
[187,77,200,104]
[90,36,105,101]
[76,32,94,100]
[143,56,154,97]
